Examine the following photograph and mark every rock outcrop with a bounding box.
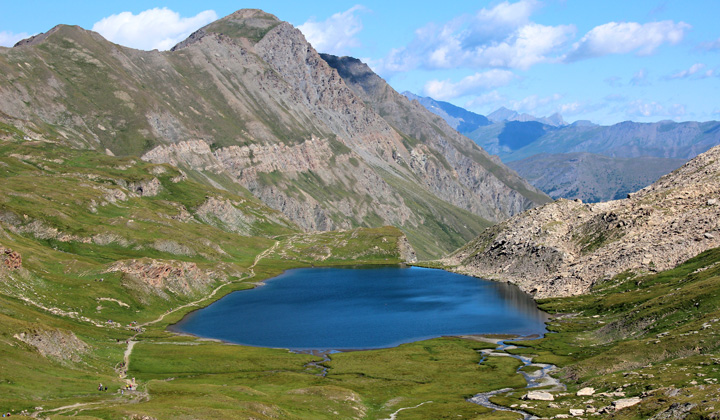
[107,259,220,298]
[446,145,720,298]
[1,247,22,270]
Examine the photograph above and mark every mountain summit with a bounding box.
[488,107,566,126]
[0,9,550,257]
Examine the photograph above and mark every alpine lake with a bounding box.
[170,266,549,350]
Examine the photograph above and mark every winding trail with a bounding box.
[121,240,280,376]
[32,241,284,418]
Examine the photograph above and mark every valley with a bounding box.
[0,5,719,420]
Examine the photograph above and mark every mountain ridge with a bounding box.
[0,10,549,258]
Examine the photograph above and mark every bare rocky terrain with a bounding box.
[446,145,720,298]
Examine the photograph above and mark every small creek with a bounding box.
[467,337,566,420]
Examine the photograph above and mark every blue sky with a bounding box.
[1,1,718,125]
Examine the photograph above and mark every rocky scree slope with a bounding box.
[445,144,720,298]
[0,9,549,258]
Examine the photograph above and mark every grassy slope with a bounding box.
[0,127,419,417]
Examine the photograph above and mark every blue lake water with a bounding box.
[170,266,549,350]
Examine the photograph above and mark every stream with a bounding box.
[467,338,565,420]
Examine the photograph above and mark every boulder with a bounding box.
[576,387,595,396]
[523,390,554,401]
[613,397,642,410]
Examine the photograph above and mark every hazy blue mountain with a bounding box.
[507,152,687,202]
[401,92,491,132]
[411,97,720,202]
[467,119,720,162]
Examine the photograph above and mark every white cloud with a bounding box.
[630,68,650,86]
[298,5,366,55]
[0,31,31,47]
[560,102,582,114]
[510,93,562,114]
[423,70,515,100]
[375,0,575,74]
[667,63,714,80]
[464,90,506,109]
[626,100,685,118]
[566,20,690,61]
[92,8,217,51]
[463,0,540,46]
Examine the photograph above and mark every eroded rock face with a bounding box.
[14,328,89,361]
[1,247,22,270]
[447,145,720,298]
[397,235,418,263]
[107,259,219,297]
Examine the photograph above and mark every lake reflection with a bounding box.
[170,266,549,350]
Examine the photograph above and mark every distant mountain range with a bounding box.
[405,92,720,202]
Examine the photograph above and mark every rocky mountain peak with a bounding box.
[12,24,99,48]
[172,9,282,50]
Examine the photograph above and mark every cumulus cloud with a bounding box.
[626,100,685,118]
[566,20,690,61]
[92,8,217,51]
[0,31,31,47]
[375,0,575,74]
[298,5,366,55]
[423,70,515,100]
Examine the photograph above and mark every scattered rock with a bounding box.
[14,328,89,361]
[444,145,720,298]
[569,408,585,416]
[523,390,554,401]
[651,402,697,419]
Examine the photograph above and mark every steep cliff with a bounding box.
[446,145,720,297]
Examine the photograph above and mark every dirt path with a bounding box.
[382,401,432,420]
[30,242,282,418]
